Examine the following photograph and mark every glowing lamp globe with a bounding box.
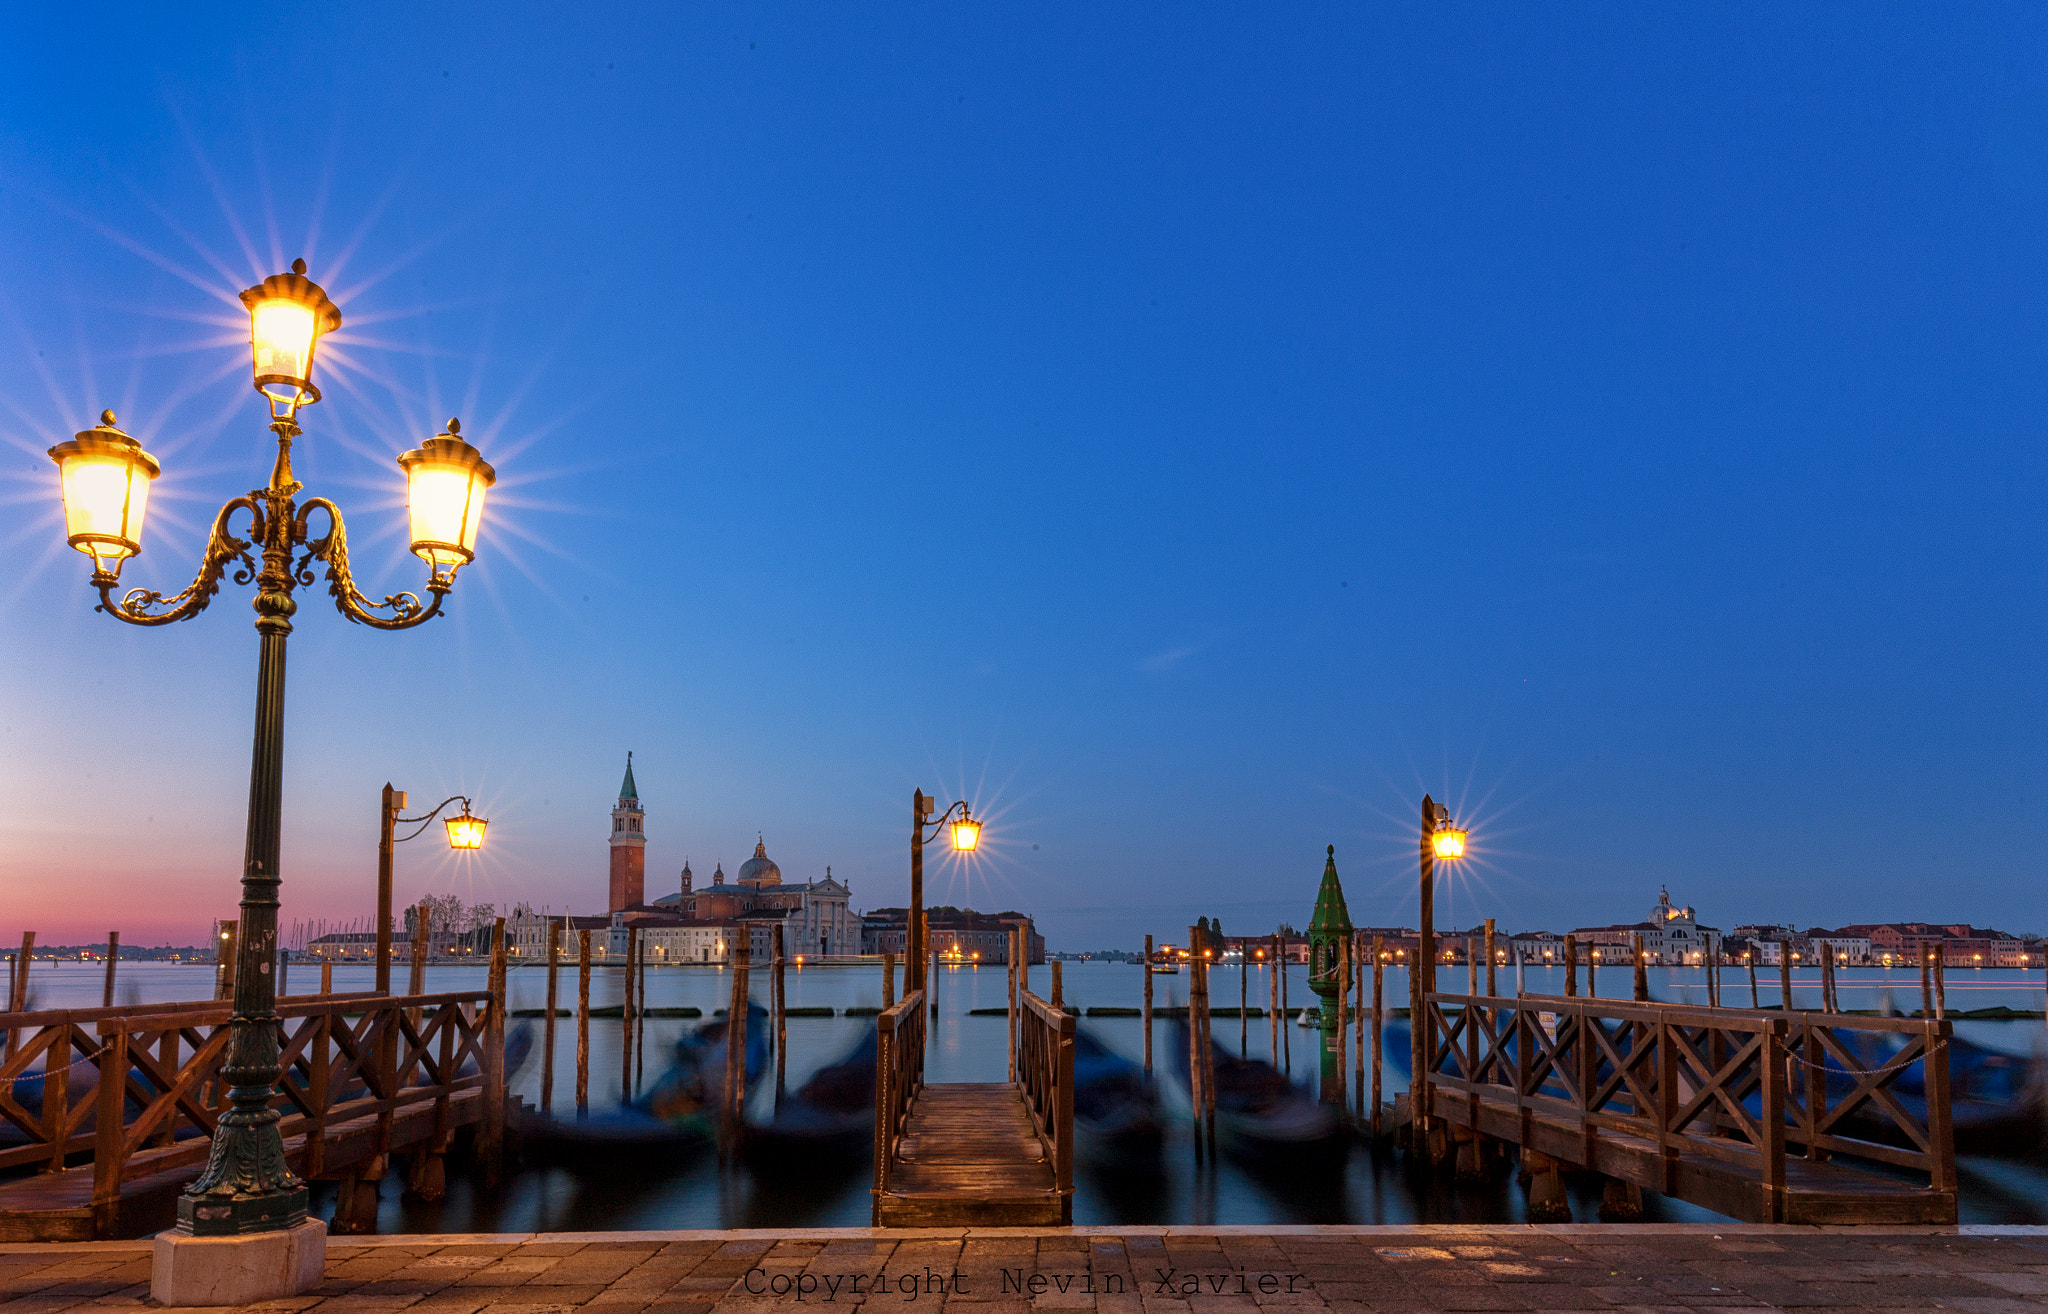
[444,810,488,850]
[951,815,982,852]
[239,260,342,406]
[397,419,496,568]
[48,412,160,569]
[1432,826,1467,859]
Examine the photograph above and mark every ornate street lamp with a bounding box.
[50,261,492,1241]
[908,790,980,994]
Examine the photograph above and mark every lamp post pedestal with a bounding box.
[152,1217,327,1306]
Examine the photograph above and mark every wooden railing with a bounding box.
[1422,993,1955,1216]
[870,988,925,1197]
[1014,989,1074,1219]
[0,991,499,1233]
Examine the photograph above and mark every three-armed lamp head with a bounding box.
[950,808,982,852]
[444,804,488,850]
[47,411,161,571]
[398,419,497,571]
[240,259,342,408]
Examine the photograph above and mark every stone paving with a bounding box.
[4,1227,2048,1314]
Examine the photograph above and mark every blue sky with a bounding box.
[3,5,2045,948]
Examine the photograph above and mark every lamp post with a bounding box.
[376,787,488,994]
[908,789,980,994]
[50,261,493,1241]
[1412,795,1467,1144]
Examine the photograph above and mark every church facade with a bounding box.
[649,842,857,959]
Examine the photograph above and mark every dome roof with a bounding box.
[737,837,781,887]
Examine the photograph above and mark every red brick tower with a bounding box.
[608,752,646,912]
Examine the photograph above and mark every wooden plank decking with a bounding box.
[872,1083,1063,1227]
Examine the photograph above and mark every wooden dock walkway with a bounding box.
[1413,991,1957,1225]
[871,978,1074,1226]
[875,1083,1062,1225]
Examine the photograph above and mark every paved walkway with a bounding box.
[4,1227,2048,1313]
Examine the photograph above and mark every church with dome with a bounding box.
[505,755,859,962]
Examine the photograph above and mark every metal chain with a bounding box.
[0,1040,112,1085]
[1784,1045,1930,1079]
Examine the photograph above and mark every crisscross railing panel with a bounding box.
[1424,993,1956,1205]
[870,988,925,1201]
[1015,990,1074,1210]
[0,990,493,1234]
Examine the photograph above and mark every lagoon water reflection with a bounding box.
[21,958,2048,1228]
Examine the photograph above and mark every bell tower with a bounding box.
[608,752,646,912]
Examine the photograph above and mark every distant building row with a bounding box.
[1170,886,2042,970]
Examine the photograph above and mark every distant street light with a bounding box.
[908,789,981,993]
[51,261,493,1240]
[375,786,489,993]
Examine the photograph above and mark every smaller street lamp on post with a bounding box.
[908,789,980,995]
[1412,794,1468,1147]
[376,788,488,994]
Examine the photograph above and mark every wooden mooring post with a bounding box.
[542,920,561,1114]
[1011,930,1022,1080]
[1239,944,1248,1052]
[636,936,649,1093]
[772,923,787,1105]
[576,928,592,1115]
[212,924,233,1001]
[1269,934,1280,1063]
[1140,934,1151,1077]
[320,959,333,995]
[1336,936,1350,1113]
[1352,930,1365,1118]
[1280,936,1290,1073]
[1564,936,1578,997]
[410,904,429,998]
[1780,939,1795,1012]
[882,951,895,1009]
[101,933,118,1008]
[723,927,750,1157]
[1748,952,1759,1008]
[1633,933,1648,1002]
[1933,944,1947,1020]
[620,925,637,1097]
[480,918,507,1186]
[1484,919,1496,997]
[1369,934,1384,1134]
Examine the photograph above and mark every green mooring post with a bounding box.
[1307,844,1355,1106]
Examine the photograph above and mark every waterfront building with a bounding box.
[863,906,1044,963]
[1570,886,1722,966]
[1835,922,2033,968]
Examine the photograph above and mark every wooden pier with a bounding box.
[0,987,510,1241]
[871,982,1074,1226]
[1414,990,1957,1225]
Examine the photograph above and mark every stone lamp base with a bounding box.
[151,1218,327,1306]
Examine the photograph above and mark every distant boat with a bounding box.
[1171,1029,1346,1173]
[1149,963,1180,975]
[520,1003,768,1162]
[744,1030,875,1169]
[1072,1028,1163,1169]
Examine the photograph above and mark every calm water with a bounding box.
[18,958,2048,1229]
